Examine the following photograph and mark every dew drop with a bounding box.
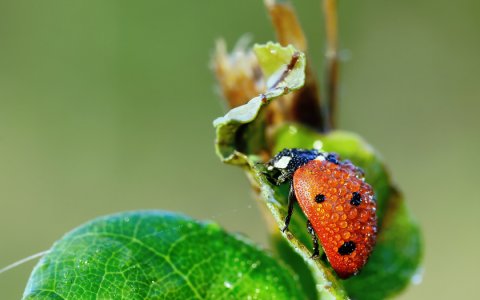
[348,208,358,219]
[331,213,339,221]
[360,211,368,220]
[411,268,424,285]
[313,140,323,150]
[288,125,297,134]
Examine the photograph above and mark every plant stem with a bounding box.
[323,0,339,130]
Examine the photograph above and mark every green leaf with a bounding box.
[273,124,423,300]
[214,43,348,300]
[23,211,307,300]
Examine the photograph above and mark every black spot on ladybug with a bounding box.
[338,241,356,255]
[315,194,326,203]
[326,153,339,164]
[350,192,362,206]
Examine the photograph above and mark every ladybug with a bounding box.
[265,148,377,278]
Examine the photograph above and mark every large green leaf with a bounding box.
[23,211,306,300]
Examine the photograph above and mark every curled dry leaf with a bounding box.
[213,0,325,132]
[212,37,264,109]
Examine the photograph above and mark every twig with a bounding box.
[264,0,307,52]
[323,0,339,130]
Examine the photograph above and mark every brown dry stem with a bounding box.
[212,38,264,109]
[323,0,339,130]
[265,0,325,132]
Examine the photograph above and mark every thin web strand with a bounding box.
[0,250,50,276]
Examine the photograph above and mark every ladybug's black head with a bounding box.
[264,148,321,185]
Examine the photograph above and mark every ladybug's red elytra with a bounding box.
[265,149,377,279]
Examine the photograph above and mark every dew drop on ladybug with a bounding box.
[265,149,377,279]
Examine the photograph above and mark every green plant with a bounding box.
[20,1,422,299]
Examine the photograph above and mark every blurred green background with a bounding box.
[0,0,478,299]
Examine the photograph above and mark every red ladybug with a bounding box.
[265,149,377,278]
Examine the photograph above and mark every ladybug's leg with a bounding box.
[307,220,320,258]
[281,182,297,232]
